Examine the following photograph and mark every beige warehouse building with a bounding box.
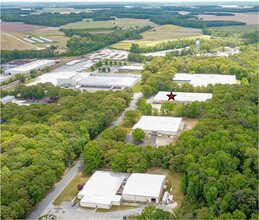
[122,173,166,203]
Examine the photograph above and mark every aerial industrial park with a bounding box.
[0,1,258,220]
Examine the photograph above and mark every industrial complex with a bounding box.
[4,59,55,75]
[132,116,185,136]
[173,73,236,86]
[153,91,213,104]
[78,171,167,209]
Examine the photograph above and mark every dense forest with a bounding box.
[0,84,132,219]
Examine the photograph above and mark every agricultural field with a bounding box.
[61,18,157,30]
[1,33,36,50]
[110,25,205,50]
[198,13,259,25]
[208,24,258,32]
[1,22,69,51]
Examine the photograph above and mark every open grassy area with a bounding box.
[53,171,89,206]
[132,82,142,93]
[111,25,207,50]
[1,33,36,50]
[146,167,184,206]
[209,24,258,32]
[62,18,157,30]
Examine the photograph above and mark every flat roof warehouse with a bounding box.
[173,73,236,86]
[153,91,213,103]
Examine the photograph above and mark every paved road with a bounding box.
[53,202,177,219]
[109,93,143,128]
[27,160,84,220]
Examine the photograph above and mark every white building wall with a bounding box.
[80,202,111,209]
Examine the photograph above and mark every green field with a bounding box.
[209,24,258,32]
[62,18,157,30]
[53,171,89,206]
[110,24,206,50]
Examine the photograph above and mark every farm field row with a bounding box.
[1,22,69,50]
[198,13,259,25]
[61,18,157,29]
[208,24,258,32]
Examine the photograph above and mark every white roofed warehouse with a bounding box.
[173,73,236,86]
[78,171,129,209]
[4,60,55,75]
[153,91,213,104]
[132,116,185,136]
[122,173,166,203]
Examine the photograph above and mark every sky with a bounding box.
[1,0,258,2]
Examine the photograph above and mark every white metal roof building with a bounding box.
[118,65,144,72]
[173,73,236,86]
[78,74,140,89]
[56,72,82,86]
[78,171,129,209]
[132,116,185,136]
[153,91,213,104]
[122,173,166,203]
[4,60,55,75]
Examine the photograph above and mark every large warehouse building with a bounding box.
[78,171,167,209]
[4,60,55,75]
[57,72,83,86]
[132,116,185,136]
[78,73,141,89]
[173,73,236,86]
[78,171,129,209]
[122,173,166,203]
[153,91,213,104]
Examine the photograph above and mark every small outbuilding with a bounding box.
[132,116,184,136]
[122,173,166,203]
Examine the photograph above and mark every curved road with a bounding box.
[109,93,142,128]
[27,160,84,219]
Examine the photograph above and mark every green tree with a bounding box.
[132,128,145,142]
[137,206,173,220]
[124,110,141,125]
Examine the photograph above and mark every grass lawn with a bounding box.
[62,18,157,30]
[53,171,89,206]
[132,82,142,93]
[146,167,184,206]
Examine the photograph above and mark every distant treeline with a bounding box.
[66,26,152,56]
[1,50,60,64]
[1,6,252,28]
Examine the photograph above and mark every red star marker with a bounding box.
[167,92,177,101]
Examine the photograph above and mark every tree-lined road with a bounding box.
[27,160,84,220]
